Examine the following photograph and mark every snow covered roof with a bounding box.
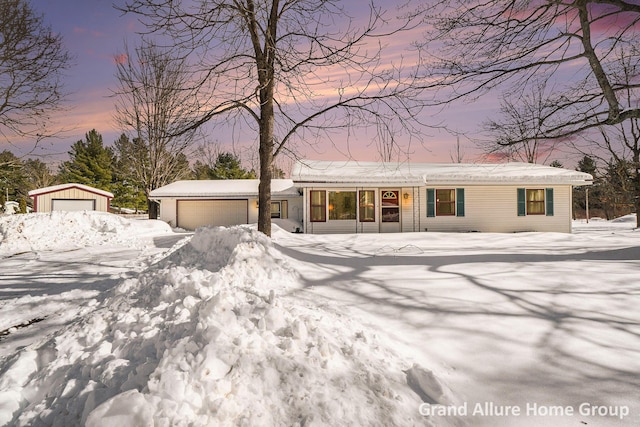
[149,179,299,198]
[28,183,114,198]
[292,160,593,186]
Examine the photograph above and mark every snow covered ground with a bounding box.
[0,211,638,426]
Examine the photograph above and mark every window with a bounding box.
[359,190,375,222]
[527,189,545,215]
[517,188,554,216]
[436,189,455,216]
[271,201,280,218]
[381,190,399,222]
[271,201,288,219]
[427,188,465,217]
[329,191,356,220]
[310,191,326,222]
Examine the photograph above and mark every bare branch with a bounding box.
[0,0,71,151]
[421,0,640,140]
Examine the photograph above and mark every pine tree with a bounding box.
[59,130,114,191]
[212,153,256,179]
[0,150,28,205]
[18,197,27,214]
[192,152,256,180]
[574,155,602,219]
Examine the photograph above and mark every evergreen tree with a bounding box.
[113,133,191,216]
[112,134,147,211]
[549,160,563,168]
[0,150,28,206]
[601,159,634,219]
[191,160,212,180]
[59,130,114,191]
[574,155,603,219]
[192,152,256,180]
[212,153,256,179]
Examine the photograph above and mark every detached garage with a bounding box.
[149,179,302,231]
[29,183,113,213]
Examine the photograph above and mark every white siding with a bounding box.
[401,187,420,232]
[302,185,573,234]
[159,199,178,227]
[286,197,303,224]
[419,185,572,233]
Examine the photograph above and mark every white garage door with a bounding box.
[177,200,248,230]
[52,199,96,211]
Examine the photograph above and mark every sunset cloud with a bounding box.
[113,53,128,65]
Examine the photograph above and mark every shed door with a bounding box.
[51,199,96,211]
[177,200,248,230]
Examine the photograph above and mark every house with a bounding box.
[291,160,593,233]
[29,183,113,213]
[148,179,303,231]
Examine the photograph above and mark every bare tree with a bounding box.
[421,0,640,143]
[449,136,466,163]
[572,120,640,226]
[0,0,71,157]
[118,0,427,236]
[481,82,559,164]
[569,49,640,227]
[112,41,199,216]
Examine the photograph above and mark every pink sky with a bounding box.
[10,1,631,171]
[9,0,491,170]
[26,0,636,174]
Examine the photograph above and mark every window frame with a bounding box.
[270,201,281,218]
[427,188,465,217]
[517,188,554,216]
[358,190,375,222]
[328,191,357,220]
[435,189,456,216]
[310,190,326,222]
[526,188,546,215]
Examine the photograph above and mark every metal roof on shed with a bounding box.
[28,183,114,198]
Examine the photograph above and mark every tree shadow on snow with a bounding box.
[276,238,640,415]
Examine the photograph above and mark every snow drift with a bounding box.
[0,216,443,426]
[0,211,171,256]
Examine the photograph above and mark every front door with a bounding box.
[380,190,401,233]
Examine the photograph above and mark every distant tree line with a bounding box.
[573,155,637,221]
[0,129,256,214]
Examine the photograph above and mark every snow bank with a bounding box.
[0,211,172,256]
[0,225,440,426]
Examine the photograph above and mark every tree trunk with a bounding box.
[635,164,640,229]
[257,92,274,237]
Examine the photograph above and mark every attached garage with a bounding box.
[29,183,113,213]
[177,199,248,229]
[149,179,303,231]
